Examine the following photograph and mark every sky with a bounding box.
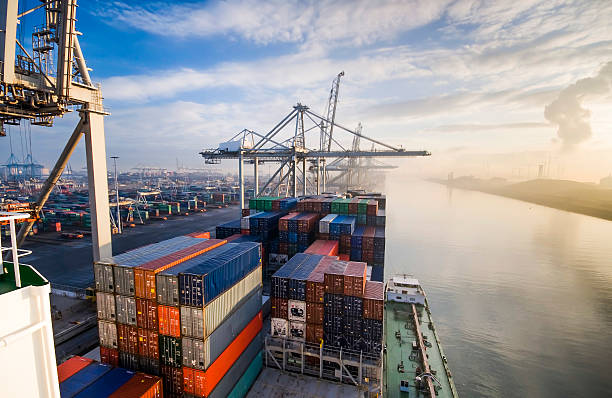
[2,0,612,180]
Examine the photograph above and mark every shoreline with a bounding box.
[430,178,612,222]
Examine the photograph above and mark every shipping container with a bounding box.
[318,214,337,234]
[117,324,139,354]
[371,265,384,282]
[225,351,263,398]
[305,256,336,303]
[139,356,161,376]
[159,335,182,368]
[158,304,181,337]
[343,261,367,298]
[270,296,288,319]
[270,317,288,337]
[179,242,261,307]
[363,280,384,320]
[181,288,261,370]
[288,254,323,301]
[98,320,118,349]
[209,333,263,398]
[94,261,114,293]
[138,328,159,359]
[304,239,339,256]
[289,320,306,341]
[108,372,162,398]
[306,302,324,325]
[135,239,227,299]
[114,266,135,296]
[160,365,183,397]
[182,312,262,397]
[135,298,158,330]
[96,292,116,321]
[157,243,234,306]
[57,356,93,383]
[306,323,324,344]
[324,260,348,295]
[100,347,119,367]
[288,299,306,322]
[271,253,309,298]
[115,294,137,326]
[119,352,139,372]
[59,362,112,398]
[72,368,136,398]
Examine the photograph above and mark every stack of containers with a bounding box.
[329,215,356,255]
[178,241,263,398]
[58,357,162,398]
[95,236,265,398]
[278,212,299,256]
[271,254,382,355]
[249,211,284,241]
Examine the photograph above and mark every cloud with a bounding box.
[425,122,551,133]
[95,0,451,48]
[544,61,612,150]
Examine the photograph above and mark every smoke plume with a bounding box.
[544,61,612,150]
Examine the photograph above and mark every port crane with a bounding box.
[200,72,430,209]
[0,0,112,261]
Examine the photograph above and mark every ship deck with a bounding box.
[383,300,457,398]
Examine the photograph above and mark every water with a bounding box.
[383,176,612,397]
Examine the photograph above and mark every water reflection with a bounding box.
[384,177,612,397]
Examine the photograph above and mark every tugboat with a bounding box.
[383,276,459,397]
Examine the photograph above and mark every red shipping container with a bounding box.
[279,212,299,231]
[225,234,243,242]
[348,198,360,215]
[135,239,227,299]
[271,297,288,319]
[306,256,335,303]
[136,298,158,330]
[183,312,263,397]
[161,365,183,397]
[186,231,211,239]
[109,372,162,398]
[100,346,119,367]
[363,281,384,321]
[158,305,181,337]
[57,356,93,383]
[241,229,250,235]
[306,302,324,324]
[306,323,324,344]
[324,261,347,294]
[118,324,139,354]
[304,240,339,256]
[138,328,159,359]
[339,234,351,255]
[343,261,367,298]
[338,254,350,261]
[317,233,329,240]
[366,199,379,216]
[55,222,62,232]
[278,242,288,255]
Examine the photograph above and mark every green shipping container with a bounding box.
[228,352,263,398]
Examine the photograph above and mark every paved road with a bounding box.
[23,206,241,288]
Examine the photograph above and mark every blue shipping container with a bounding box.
[59,363,112,398]
[179,242,261,306]
[73,368,136,398]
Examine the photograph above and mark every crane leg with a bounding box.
[85,110,113,261]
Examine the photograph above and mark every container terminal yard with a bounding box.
[0,1,455,397]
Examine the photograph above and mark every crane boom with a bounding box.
[321,71,344,151]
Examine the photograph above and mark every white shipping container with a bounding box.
[271,318,288,338]
[240,216,250,230]
[96,292,116,321]
[113,265,135,296]
[204,265,262,337]
[115,294,137,326]
[98,320,118,348]
[181,306,204,338]
[289,321,306,341]
[319,214,337,234]
[288,299,306,322]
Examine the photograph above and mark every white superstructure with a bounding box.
[385,276,426,305]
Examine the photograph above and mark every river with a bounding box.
[383,176,612,397]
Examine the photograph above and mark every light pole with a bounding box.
[110,156,121,234]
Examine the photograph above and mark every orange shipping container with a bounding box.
[100,346,119,367]
[363,281,384,321]
[183,312,263,397]
[136,298,158,330]
[343,261,367,298]
[57,356,93,383]
[158,305,181,337]
[109,372,162,398]
[186,231,211,239]
[306,302,324,324]
[138,328,159,358]
[306,323,324,344]
[118,324,139,354]
[134,239,227,298]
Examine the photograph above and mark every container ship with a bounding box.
[0,192,457,397]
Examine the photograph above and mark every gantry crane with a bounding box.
[200,72,431,210]
[1,0,112,261]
